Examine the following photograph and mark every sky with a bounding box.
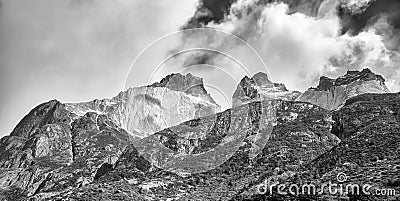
[0,0,198,136]
[1,0,400,137]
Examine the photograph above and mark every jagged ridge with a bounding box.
[233,72,302,107]
[297,68,390,110]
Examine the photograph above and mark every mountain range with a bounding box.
[0,69,399,200]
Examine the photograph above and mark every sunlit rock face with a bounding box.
[232,72,302,107]
[149,73,217,104]
[296,68,390,110]
[65,73,220,138]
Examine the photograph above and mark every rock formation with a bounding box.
[296,68,390,110]
[0,72,399,200]
[232,72,302,107]
[65,73,220,138]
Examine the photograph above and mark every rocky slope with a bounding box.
[248,92,400,201]
[0,73,220,200]
[297,68,390,110]
[233,72,302,107]
[0,100,133,199]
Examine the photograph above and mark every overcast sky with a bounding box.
[0,0,198,136]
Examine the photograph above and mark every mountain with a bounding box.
[232,72,302,107]
[0,73,220,199]
[1,71,399,200]
[296,68,390,110]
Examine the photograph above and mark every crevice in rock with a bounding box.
[32,173,52,196]
[94,163,113,181]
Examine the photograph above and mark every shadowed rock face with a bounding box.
[233,72,302,107]
[0,100,133,199]
[297,68,390,110]
[267,92,400,201]
[331,92,400,140]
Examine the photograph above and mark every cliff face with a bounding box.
[65,73,220,138]
[0,100,133,198]
[233,72,302,107]
[276,92,400,201]
[296,68,390,110]
[149,73,216,104]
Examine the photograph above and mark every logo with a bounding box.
[336,172,347,183]
[257,172,397,197]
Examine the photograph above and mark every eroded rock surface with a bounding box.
[0,101,133,199]
[297,68,390,110]
[65,73,220,138]
[233,72,302,107]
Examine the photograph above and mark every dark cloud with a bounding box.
[339,0,400,35]
[338,0,400,52]
[183,0,237,28]
[182,51,216,67]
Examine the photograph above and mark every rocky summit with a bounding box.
[232,72,302,107]
[297,68,390,110]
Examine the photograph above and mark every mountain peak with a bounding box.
[314,68,386,91]
[232,72,301,107]
[252,72,273,86]
[297,68,390,110]
[150,73,216,104]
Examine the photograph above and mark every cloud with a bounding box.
[183,0,237,28]
[170,0,400,93]
[168,1,343,90]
